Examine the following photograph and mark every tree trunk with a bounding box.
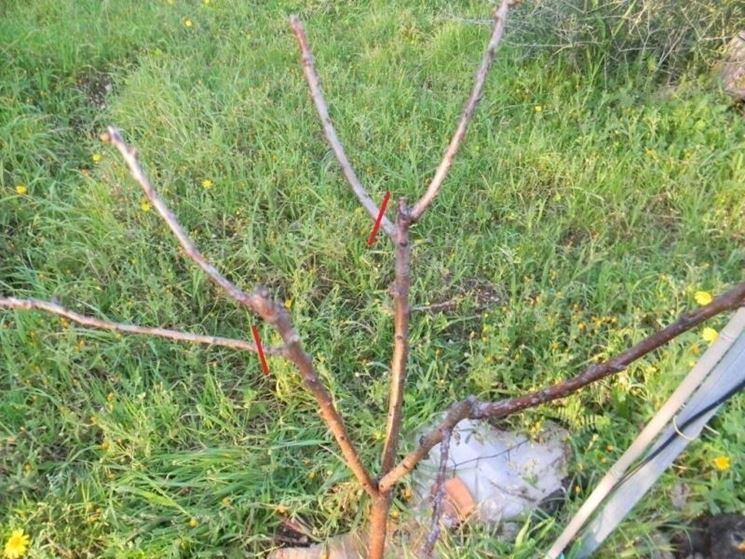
[367,493,392,559]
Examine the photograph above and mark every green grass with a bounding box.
[1,1,744,557]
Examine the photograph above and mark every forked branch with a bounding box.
[0,297,284,355]
[289,16,395,240]
[410,0,513,222]
[100,128,378,497]
[378,280,745,492]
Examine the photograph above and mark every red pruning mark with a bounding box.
[251,325,270,376]
[367,191,391,247]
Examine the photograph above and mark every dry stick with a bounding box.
[421,428,452,558]
[378,280,745,493]
[289,15,395,240]
[368,200,412,559]
[101,128,378,498]
[0,297,284,355]
[410,0,512,222]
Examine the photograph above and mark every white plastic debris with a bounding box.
[412,419,570,526]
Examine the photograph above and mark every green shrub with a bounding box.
[509,0,745,78]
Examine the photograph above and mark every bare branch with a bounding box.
[379,280,745,492]
[380,199,412,476]
[0,297,284,355]
[421,428,452,558]
[102,127,378,498]
[410,0,512,222]
[379,398,477,493]
[102,127,267,317]
[289,16,395,240]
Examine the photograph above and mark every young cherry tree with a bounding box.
[2,2,745,557]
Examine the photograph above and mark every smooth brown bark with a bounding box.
[380,199,412,476]
[367,494,392,559]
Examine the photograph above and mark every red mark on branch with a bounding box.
[251,325,270,375]
[367,191,391,247]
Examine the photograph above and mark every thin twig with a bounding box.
[410,0,512,222]
[0,297,285,355]
[289,16,395,240]
[378,280,745,492]
[101,128,378,498]
[380,198,412,475]
[422,428,452,558]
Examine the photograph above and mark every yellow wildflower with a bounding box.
[284,298,293,310]
[188,518,199,528]
[534,105,543,113]
[694,291,712,306]
[184,18,193,28]
[712,456,731,471]
[702,327,718,344]
[91,153,103,163]
[201,179,213,189]
[140,200,152,212]
[14,185,28,195]
[4,529,30,559]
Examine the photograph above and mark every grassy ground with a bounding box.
[1,1,744,557]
